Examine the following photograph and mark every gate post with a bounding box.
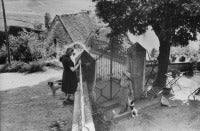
[127,42,146,100]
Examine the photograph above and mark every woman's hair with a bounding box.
[59,47,74,61]
[65,47,74,56]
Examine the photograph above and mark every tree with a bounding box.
[93,0,200,91]
[44,12,51,29]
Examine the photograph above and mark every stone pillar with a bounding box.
[127,43,146,100]
[77,51,96,103]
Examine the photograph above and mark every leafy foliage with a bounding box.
[197,62,200,71]
[44,12,51,29]
[94,0,200,45]
[170,45,200,62]
[179,55,186,62]
[0,61,45,73]
[9,32,47,63]
[0,45,7,64]
[150,48,159,60]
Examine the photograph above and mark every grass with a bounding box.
[0,78,73,131]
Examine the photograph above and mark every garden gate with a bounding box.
[91,49,128,103]
[90,42,146,103]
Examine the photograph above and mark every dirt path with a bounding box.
[0,68,73,131]
[0,68,62,91]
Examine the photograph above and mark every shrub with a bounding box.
[0,61,25,73]
[19,61,45,73]
[183,70,194,77]
[44,12,51,29]
[0,61,45,73]
[0,48,7,64]
[170,54,177,62]
[196,62,200,71]
[179,56,186,62]
[0,64,9,72]
[150,48,159,60]
[9,31,46,63]
[45,59,62,69]
[179,63,194,77]
[170,45,199,63]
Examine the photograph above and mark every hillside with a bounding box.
[1,0,94,15]
[0,0,95,30]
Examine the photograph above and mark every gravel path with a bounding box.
[0,68,62,91]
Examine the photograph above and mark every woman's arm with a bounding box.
[70,61,81,72]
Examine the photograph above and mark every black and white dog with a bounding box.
[47,80,62,96]
[128,98,138,118]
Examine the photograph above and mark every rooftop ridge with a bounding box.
[59,10,91,17]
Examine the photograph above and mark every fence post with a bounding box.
[110,43,113,100]
[127,43,146,100]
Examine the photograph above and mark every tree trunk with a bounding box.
[154,40,171,89]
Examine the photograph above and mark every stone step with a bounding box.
[99,99,119,110]
[103,97,161,121]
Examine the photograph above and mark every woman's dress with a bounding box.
[60,55,78,94]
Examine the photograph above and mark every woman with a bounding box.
[119,71,134,114]
[60,47,81,104]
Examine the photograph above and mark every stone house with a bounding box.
[45,11,110,57]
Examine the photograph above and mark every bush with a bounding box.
[150,48,159,60]
[170,45,200,63]
[9,32,46,63]
[21,61,45,73]
[197,62,200,71]
[45,61,61,69]
[0,49,7,64]
[0,61,45,73]
[183,70,194,77]
[170,54,177,62]
[179,56,186,62]
[179,63,194,77]
[0,61,25,73]
[0,64,9,72]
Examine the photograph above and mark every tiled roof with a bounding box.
[59,12,98,43]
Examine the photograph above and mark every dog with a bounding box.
[47,80,62,96]
[128,98,138,118]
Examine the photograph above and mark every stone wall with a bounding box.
[127,43,146,100]
[146,62,194,76]
[72,82,96,131]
